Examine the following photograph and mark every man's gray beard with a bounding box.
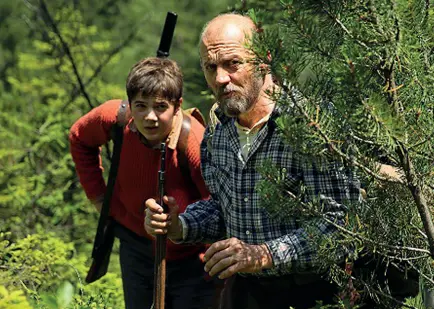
[216,74,264,118]
[218,95,252,118]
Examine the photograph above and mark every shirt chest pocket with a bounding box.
[204,158,233,199]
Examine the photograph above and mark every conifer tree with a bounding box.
[239,0,434,307]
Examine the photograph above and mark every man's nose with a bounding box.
[215,66,230,86]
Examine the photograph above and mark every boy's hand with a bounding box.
[144,196,183,241]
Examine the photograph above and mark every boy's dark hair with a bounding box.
[126,57,183,104]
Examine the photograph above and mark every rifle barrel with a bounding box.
[157,12,177,58]
[153,143,167,309]
[153,11,177,309]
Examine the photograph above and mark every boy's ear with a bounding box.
[175,97,183,112]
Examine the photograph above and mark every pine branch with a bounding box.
[61,29,137,112]
[396,142,434,257]
[407,260,434,286]
[322,211,430,255]
[411,222,428,240]
[283,86,405,185]
[38,0,95,111]
[38,0,119,162]
[408,136,432,152]
[358,275,420,309]
[286,10,349,66]
[382,253,430,262]
[319,1,381,59]
[282,189,429,255]
[286,84,434,255]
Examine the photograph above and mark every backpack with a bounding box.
[85,99,206,284]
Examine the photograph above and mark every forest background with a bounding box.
[0,0,237,308]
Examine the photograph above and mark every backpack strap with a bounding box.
[177,111,202,200]
[100,100,129,224]
[116,100,131,126]
[177,111,192,181]
[110,100,130,140]
[183,107,206,127]
[92,100,128,257]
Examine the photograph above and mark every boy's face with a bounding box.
[130,93,180,147]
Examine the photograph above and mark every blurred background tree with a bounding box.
[0,0,235,307]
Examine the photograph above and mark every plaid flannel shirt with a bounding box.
[179,106,361,277]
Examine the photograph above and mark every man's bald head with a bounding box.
[200,14,256,47]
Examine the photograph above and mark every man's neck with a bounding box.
[237,78,276,129]
[237,101,275,129]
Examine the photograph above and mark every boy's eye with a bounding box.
[155,104,169,111]
[135,103,146,108]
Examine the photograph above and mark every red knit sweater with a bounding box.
[69,99,210,261]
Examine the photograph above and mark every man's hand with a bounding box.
[144,196,183,241]
[203,237,273,279]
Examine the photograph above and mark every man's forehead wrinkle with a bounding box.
[204,46,245,62]
[208,42,243,52]
[201,39,244,57]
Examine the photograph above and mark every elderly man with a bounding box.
[145,13,361,309]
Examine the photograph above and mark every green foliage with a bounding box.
[0,0,237,307]
[249,0,434,307]
[0,231,124,309]
[0,286,33,309]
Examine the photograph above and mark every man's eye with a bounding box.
[230,60,241,66]
[205,63,217,71]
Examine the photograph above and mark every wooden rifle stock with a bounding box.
[152,12,177,309]
[153,142,168,309]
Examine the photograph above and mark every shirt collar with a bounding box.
[213,103,283,131]
[234,112,272,134]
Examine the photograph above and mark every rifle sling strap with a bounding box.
[92,100,128,256]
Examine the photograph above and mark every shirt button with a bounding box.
[245,230,250,235]
[244,197,249,202]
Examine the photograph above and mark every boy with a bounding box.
[69,57,216,309]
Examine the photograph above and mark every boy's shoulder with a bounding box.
[183,108,206,128]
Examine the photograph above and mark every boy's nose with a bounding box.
[144,110,158,122]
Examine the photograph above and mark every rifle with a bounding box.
[85,12,177,285]
[152,11,177,309]
[153,143,168,309]
[85,101,129,284]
